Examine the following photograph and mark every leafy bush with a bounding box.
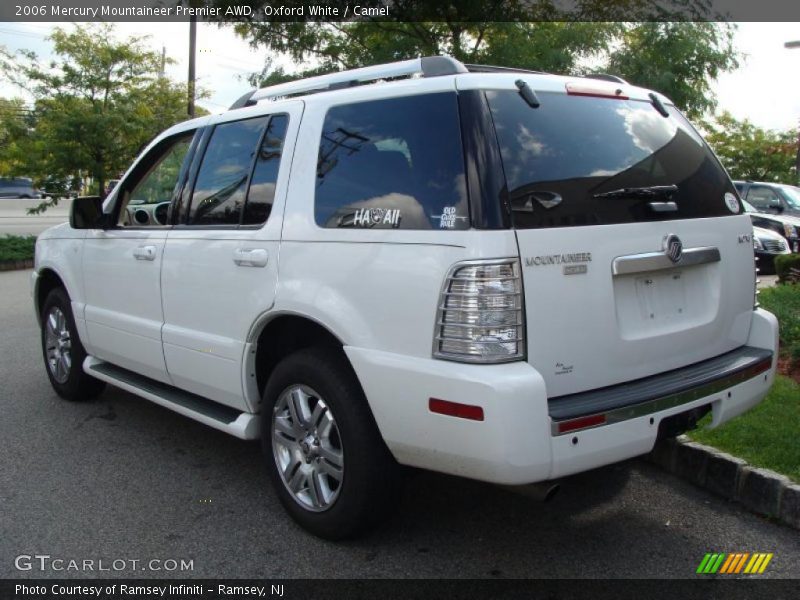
[759,283,800,362]
[0,235,36,262]
[774,253,800,284]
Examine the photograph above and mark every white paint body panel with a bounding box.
[82,229,171,384]
[516,216,756,397]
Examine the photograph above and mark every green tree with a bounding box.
[216,1,737,117]
[703,112,797,183]
[0,97,34,177]
[0,24,200,211]
[607,22,739,118]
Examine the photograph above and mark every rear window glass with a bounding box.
[315,93,469,230]
[486,90,738,229]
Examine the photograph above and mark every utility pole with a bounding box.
[786,41,799,184]
[188,15,197,118]
[160,45,166,79]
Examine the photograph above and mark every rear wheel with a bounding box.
[41,287,105,401]
[262,347,401,539]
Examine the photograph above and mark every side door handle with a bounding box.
[233,248,268,268]
[133,245,157,261]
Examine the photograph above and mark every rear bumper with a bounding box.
[346,309,779,485]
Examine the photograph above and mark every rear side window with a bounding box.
[242,115,288,226]
[486,90,738,229]
[746,185,782,211]
[188,116,268,226]
[315,93,469,230]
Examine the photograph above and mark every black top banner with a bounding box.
[1,0,800,22]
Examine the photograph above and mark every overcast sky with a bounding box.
[1,21,798,130]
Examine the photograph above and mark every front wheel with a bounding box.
[262,347,401,539]
[41,287,105,401]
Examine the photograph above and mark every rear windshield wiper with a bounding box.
[515,79,540,108]
[593,184,678,200]
[649,92,670,118]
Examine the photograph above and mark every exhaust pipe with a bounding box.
[502,482,561,502]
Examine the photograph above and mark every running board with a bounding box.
[83,357,260,440]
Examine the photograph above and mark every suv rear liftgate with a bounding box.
[475,80,763,431]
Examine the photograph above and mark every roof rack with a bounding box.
[464,64,546,75]
[583,73,629,85]
[230,56,468,109]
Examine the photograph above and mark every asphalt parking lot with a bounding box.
[1,268,798,579]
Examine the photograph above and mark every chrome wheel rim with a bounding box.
[45,306,72,384]
[271,384,343,512]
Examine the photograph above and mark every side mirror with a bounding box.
[768,197,784,213]
[70,196,107,229]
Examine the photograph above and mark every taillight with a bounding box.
[433,259,525,363]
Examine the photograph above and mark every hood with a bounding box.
[748,211,800,226]
[752,226,786,242]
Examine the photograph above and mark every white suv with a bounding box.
[32,56,778,539]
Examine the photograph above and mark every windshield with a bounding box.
[742,199,757,213]
[486,90,738,229]
[779,185,800,209]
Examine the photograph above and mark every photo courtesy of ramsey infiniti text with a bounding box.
[31,56,779,539]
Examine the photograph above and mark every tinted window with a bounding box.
[129,135,192,207]
[778,185,800,210]
[119,132,194,227]
[747,186,781,210]
[486,90,738,229]
[189,117,268,226]
[315,93,468,230]
[242,115,288,226]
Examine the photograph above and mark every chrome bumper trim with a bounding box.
[550,353,772,436]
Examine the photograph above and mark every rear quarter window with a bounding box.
[314,92,469,230]
[486,90,739,229]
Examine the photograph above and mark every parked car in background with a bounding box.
[741,199,800,253]
[752,226,791,274]
[734,180,800,218]
[0,177,42,199]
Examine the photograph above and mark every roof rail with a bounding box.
[464,64,547,75]
[583,73,629,85]
[241,56,468,106]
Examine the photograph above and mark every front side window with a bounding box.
[188,117,268,226]
[486,90,738,229]
[118,132,194,227]
[315,93,469,230]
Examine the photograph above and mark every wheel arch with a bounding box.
[34,268,69,327]
[246,311,355,412]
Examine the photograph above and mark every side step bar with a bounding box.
[83,357,260,440]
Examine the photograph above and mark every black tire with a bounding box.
[262,346,401,540]
[41,287,106,401]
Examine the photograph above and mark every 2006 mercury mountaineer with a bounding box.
[32,56,778,539]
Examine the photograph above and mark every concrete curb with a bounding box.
[646,436,799,529]
[0,259,33,272]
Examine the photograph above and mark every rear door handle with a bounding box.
[132,245,157,261]
[233,248,268,268]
